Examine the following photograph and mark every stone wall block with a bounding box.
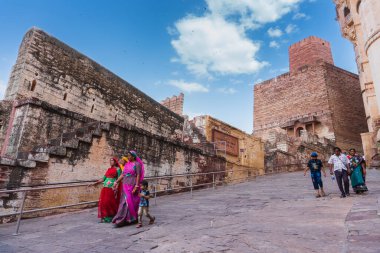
[47,146,66,156]
[61,138,79,149]
[27,152,49,162]
[16,160,36,168]
[0,157,16,166]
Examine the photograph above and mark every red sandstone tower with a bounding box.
[160,93,184,116]
[289,36,334,73]
[253,36,367,152]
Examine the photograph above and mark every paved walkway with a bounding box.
[0,170,379,253]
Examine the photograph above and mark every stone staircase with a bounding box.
[0,121,110,168]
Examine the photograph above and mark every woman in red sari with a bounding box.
[89,157,121,223]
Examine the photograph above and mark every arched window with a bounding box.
[343,6,350,17]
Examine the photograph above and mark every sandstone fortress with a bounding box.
[254,36,367,152]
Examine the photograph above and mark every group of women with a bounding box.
[89,150,144,226]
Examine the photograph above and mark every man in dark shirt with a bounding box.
[304,152,327,198]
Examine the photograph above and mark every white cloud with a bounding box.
[206,0,304,27]
[293,12,310,20]
[267,27,283,37]
[269,41,280,48]
[171,16,268,76]
[170,0,304,77]
[168,79,209,93]
[217,87,237,94]
[230,79,244,84]
[285,24,298,34]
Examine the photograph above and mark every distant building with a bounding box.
[184,115,265,179]
[253,36,368,152]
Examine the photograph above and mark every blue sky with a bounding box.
[0,0,356,133]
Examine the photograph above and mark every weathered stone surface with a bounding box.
[4,28,184,143]
[0,170,379,252]
[16,160,36,168]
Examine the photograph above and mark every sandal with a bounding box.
[136,223,142,228]
[149,216,155,225]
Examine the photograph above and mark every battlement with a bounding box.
[160,93,184,116]
[289,36,334,73]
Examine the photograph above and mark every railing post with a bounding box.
[213,173,215,190]
[190,176,193,198]
[154,179,157,206]
[13,191,27,236]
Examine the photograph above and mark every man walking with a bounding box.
[328,147,350,198]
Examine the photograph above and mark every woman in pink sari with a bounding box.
[112,150,145,227]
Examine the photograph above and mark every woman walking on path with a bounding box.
[328,147,351,198]
[112,150,145,227]
[347,148,368,194]
[88,157,121,223]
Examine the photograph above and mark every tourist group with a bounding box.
[304,147,368,198]
[88,150,155,228]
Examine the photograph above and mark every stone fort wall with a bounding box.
[4,28,183,144]
[0,28,227,222]
[0,97,226,222]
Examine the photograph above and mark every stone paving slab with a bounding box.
[0,170,379,253]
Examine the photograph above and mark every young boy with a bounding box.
[136,180,155,228]
[304,152,326,198]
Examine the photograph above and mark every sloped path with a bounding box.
[0,170,379,253]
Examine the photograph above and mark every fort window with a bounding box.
[91,104,94,113]
[115,114,118,121]
[306,124,313,133]
[287,127,294,136]
[31,80,36,91]
[296,127,304,137]
[63,93,67,101]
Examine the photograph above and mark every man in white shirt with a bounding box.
[328,147,350,198]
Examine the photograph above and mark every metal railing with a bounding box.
[0,167,290,235]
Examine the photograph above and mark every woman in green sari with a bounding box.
[348,148,368,194]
